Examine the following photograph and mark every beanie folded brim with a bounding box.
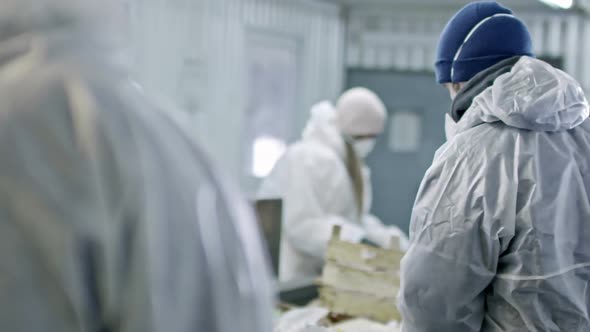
[435,60,452,84]
[437,53,533,84]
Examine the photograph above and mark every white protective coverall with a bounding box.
[259,101,408,282]
[0,1,273,331]
[399,57,590,331]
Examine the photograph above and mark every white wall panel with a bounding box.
[547,16,563,57]
[128,0,345,189]
[564,15,580,76]
[583,19,590,92]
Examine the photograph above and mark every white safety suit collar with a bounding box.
[450,56,521,123]
[449,56,589,140]
[302,101,347,158]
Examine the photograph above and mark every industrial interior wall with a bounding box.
[346,6,590,93]
[126,0,345,188]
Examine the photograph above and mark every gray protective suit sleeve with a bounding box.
[399,141,515,332]
[0,0,274,331]
[0,69,274,332]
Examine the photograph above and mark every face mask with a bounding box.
[354,139,376,159]
[445,113,458,141]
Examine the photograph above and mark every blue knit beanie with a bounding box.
[435,1,534,84]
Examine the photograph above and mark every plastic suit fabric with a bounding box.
[258,101,408,282]
[0,1,274,331]
[399,57,590,331]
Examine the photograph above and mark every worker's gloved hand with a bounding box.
[362,214,410,250]
[360,237,380,247]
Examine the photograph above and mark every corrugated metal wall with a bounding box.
[127,0,345,184]
[347,7,590,91]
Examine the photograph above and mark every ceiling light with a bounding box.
[538,0,574,9]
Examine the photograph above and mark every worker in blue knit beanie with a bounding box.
[399,1,590,331]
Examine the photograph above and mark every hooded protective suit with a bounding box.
[259,101,408,282]
[399,56,590,331]
[0,1,273,331]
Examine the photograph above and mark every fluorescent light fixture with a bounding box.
[252,136,286,178]
[538,0,574,9]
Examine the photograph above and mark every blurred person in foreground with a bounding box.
[259,88,408,282]
[0,0,273,331]
[399,2,590,331]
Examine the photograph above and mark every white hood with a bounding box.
[302,101,346,156]
[456,57,589,134]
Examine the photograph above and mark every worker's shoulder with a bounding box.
[287,140,342,167]
[439,123,517,165]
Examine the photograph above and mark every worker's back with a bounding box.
[0,1,273,331]
[400,57,590,331]
[481,119,590,331]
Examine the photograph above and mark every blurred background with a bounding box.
[124,0,589,232]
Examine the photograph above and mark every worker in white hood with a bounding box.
[0,0,273,331]
[259,87,409,282]
[400,2,590,331]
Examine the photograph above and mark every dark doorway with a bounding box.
[347,69,449,232]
